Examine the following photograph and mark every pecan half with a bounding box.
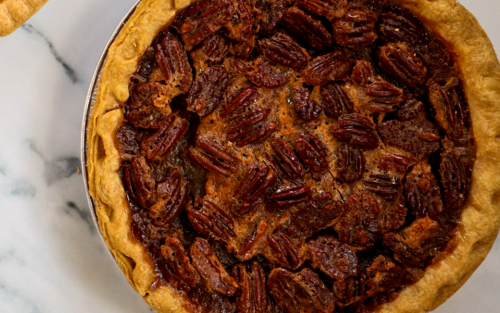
[154,30,193,95]
[122,156,156,208]
[405,268,425,284]
[149,166,189,227]
[225,0,253,43]
[188,138,240,176]
[159,237,200,292]
[428,83,467,143]
[130,47,156,85]
[172,0,235,51]
[440,149,470,212]
[294,0,348,21]
[116,124,140,156]
[220,87,259,119]
[190,32,231,67]
[267,233,302,270]
[396,98,425,121]
[379,112,440,155]
[366,82,405,113]
[377,10,425,43]
[335,193,380,249]
[383,217,440,267]
[365,255,405,294]
[333,8,378,48]
[268,138,305,180]
[363,174,401,200]
[237,220,269,261]
[292,87,322,122]
[251,0,286,35]
[295,132,329,174]
[287,193,343,241]
[378,43,427,88]
[258,31,308,69]
[269,185,312,208]
[236,163,277,215]
[282,6,333,50]
[297,268,336,312]
[338,144,365,183]
[380,196,408,233]
[190,238,239,296]
[308,235,358,280]
[233,261,267,313]
[379,154,418,175]
[332,277,364,308]
[228,57,251,75]
[226,108,276,147]
[333,114,379,149]
[140,114,189,162]
[125,82,171,129]
[268,268,335,313]
[187,198,236,243]
[404,162,443,218]
[189,286,237,312]
[249,60,290,88]
[187,65,229,118]
[351,59,375,87]
[320,83,353,119]
[303,50,352,86]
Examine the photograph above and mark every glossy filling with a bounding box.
[115,0,475,312]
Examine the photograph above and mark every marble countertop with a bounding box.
[0,0,499,312]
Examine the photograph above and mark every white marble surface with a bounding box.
[0,0,499,312]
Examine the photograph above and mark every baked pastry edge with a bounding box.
[85,0,500,312]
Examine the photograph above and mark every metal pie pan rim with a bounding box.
[80,0,142,262]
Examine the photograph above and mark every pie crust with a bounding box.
[0,0,49,36]
[85,0,500,312]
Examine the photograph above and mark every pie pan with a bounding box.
[82,0,141,261]
[82,0,500,312]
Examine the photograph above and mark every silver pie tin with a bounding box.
[81,0,141,260]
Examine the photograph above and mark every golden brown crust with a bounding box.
[87,1,194,312]
[378,0,500,312]
[85,0,500,312]
[0,0,49,36]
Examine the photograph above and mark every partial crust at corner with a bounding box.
[85,0,500,312]
[0,0,49,36]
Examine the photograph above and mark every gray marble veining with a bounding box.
[0,160,36,198]
[28,139,80,185]
[64,201,94,230]
[0,282,41,313]
[21,24,79,84]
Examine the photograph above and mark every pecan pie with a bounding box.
[86,0,500,312]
